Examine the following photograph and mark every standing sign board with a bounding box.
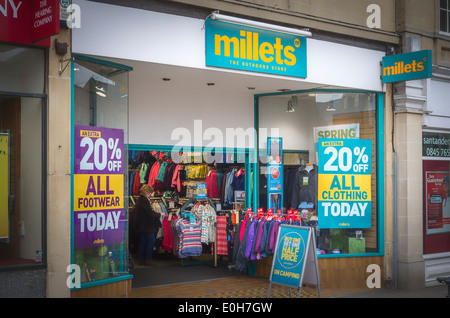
[268,225,320,297]
[317,138,372,229]
[73,125,125,249]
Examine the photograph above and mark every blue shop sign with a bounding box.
[205,19,307,78]
[382,50,432,83]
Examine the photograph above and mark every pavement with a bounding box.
[129,274,450,299]
[333,284,449,298]
[128,255,450,299]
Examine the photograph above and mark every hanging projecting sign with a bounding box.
[382,50,432,83]
[317,138,372,229]
[73,125,125,249]
[0,0,59,46]
[205,19,307,78]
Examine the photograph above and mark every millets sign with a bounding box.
[382,50,432,83]
[205,18,307,78]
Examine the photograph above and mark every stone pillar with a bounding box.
[383,83,394,288]
[393,79,426,290]
[46,28,72,298]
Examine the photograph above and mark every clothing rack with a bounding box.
[179,198,218,267]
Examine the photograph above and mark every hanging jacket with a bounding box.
[234,216,253,272]
[290,165,318,209]
[206,170,219,198]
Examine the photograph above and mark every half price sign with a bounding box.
[317,138,372,229]
[73,125,125,249]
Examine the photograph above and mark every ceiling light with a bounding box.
[95,85,107,98]
[286,100,295,113]
[326,104,336,112]
[210,12,312,37]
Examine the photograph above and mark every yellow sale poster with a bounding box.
[0,134,9,239]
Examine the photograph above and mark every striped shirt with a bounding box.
[177,219,202,258]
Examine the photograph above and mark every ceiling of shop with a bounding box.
[104,57,340,96]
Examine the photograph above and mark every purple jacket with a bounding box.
[244,218,257,259]
[254,219,266,253]
[269,221,280,253]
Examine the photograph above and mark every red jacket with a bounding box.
[206,170,219,198]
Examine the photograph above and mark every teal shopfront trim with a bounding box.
[253,89,385,258]
[376,92,385,256]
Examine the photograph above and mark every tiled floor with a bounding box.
[129,275,367,298]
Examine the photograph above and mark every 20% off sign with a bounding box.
[73,125,125,249]
[317,138,372,229]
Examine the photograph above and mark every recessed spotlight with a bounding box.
[207,83,215,86]
[162,78,171,81]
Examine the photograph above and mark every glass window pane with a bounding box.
[441,10,448,32]
[73,58,130,284]
[0,45,44,94]
[441,0,447,10]
[0,97,43,266]
[257,92,378,255]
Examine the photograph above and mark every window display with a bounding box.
[423,159,450,254]
[72,56,130,285]
[257,91,378,255]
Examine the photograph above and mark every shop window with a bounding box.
[441,0,450,34]
[0,97,44,267]
[0,45,45,95]
[0,44,45,268]
[423,158,450,254]
[72,56,131,285]
[257,91,379,256]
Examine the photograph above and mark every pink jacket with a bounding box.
[171,164,182,192]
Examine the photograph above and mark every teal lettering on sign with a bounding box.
[205,19,307,78]
[382,50,432,83]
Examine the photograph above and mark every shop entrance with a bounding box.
[128,148,250,288]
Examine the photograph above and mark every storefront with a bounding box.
[421,68,450,286]
[70,0,386,295]
[0,0,60,297]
